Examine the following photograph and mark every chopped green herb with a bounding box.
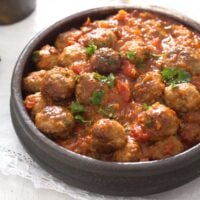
[70,101,85,114]
[94,73,115,88]
[106,73,115,88]
[75,75,80,81]
[85,44,97,56]
[94,73,107,82]
[170,82,178,90]
[127,51,136,60]
[90,90,104,105]
[124,127,131,134]
[74,115,91,124]
[136,58,145,68]
[150,53,164,58]
[32,51,40,62]
[161,67,191,86]
[99,105,116,119]
[143,103,151,110]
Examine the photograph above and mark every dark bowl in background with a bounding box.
[10,6,200,196]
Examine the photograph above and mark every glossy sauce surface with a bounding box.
[23,10,200,162]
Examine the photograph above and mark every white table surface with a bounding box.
[0,0,200,199]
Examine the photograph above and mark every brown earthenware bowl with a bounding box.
[10,6,200,196]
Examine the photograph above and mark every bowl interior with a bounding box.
[12,5,200,174]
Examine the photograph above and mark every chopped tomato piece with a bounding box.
[151,37,162,51]
[71,63,83,74]
[71,62,91,74]
[116,79,130,102]
[122,60,137,78]
[130,129,150,142]
[25,100,36,110]
[98,21,110,28]
[115,10,128,21]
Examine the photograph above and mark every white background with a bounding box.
[0,0,200,199]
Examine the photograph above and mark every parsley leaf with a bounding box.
[74,115,91,124]
[90,90,104,105]
[170,82,178,90]
[124,126,131,134]
[70,101,85,114]
[106,73,115,87]
[150,53,165,58]
[32,51,40,62]
[143,103,151,110]
[161,67,191,86]
[136,58,145,68]
[94,73,115,88]
[127,51,136,60]
[85,44,97,56]
[99,105,116,119]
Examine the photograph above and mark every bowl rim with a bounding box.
[11,5,200,174]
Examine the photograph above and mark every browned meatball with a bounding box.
[55,28,82,51]
[112,137,142,162]
[35,106,74,139]
[162,45,200,75]
[164,83,200,112]
[180,111,200,145]
[33,45,59,70]
[41,67,76,102]
[180,123,200,145]
[132,71,165,104]
[134,103,180,141]
[23,70,46,94]
[92,119,127,153]
[24,92,47,120]
[146,136,184,160]
[75,73,109,105]
[182,111,200,123]
[79,28,117,48]
[90,47,121,74]
[119,40,153,65]
[59,43,87,67]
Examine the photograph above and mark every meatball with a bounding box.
[180,123,200,145]
[133,103,180,141]
[24,92,47,120]
[146,136,184,160]
[132,71,165,104]
[35,106,74,139]
[59,43,87,67]
[180,111,200,145]
[41,67,76,102]
[90,47,121,74]
[164,83,200,112]
[55,28,82,51]
[92,119,127,153]
[112,137,142,162]
[33,45,59,70]
[75,73,109,105]
[119,40,153,65]
[162,45,200,75]
[23,70,46,94]
[79,28,117,48]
